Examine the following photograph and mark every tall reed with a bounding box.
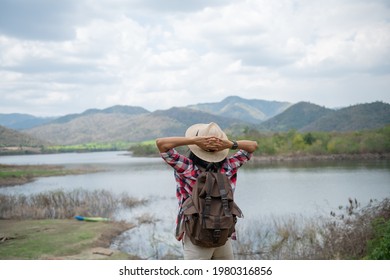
[233,198,390,260]
[0,189,146,220]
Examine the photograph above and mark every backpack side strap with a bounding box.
[202,172,214,217]
[215,173,232,217]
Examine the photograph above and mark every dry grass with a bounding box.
[234,198,390,260]
[318,198,390,259]
[0,189,146,220]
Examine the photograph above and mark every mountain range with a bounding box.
[0,125,49,147]
[258,101,390,132]
[187,96,291,123]
[0,96,389,146]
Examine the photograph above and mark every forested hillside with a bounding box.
[302,102,390,131]
[188,96,291,123]
[0,125,48,147]
[0,97,389,147]
[258,102,333,131]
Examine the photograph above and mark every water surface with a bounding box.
[1,152,389,259]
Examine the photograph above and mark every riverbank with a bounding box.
[0,219,135,260]
[0,164,101,187]
[251,152,390,164]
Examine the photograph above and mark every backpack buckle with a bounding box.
[213,229,221,239]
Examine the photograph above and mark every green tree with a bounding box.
[292,133,305,151]
[303,133,315,145]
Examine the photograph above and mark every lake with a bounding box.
[0,151,389,259]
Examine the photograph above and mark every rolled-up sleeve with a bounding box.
[227,150,252,168]
[160,149,196,176]
[222,150,252,189]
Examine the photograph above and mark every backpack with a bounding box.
[178,169,243,247]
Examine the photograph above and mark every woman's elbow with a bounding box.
[249,141,258,153]
[155,138,163,151]
[156,138,168,152]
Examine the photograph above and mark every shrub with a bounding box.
[366,218,390,259]
[129,144,159,157]
[234,198,390,260]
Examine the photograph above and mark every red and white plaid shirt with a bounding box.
[160,148,252,240]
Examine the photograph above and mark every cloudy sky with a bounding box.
[0,0,389,116]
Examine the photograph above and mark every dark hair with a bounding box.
[188,151,225,172]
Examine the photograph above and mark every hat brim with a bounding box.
[185,123,229,162]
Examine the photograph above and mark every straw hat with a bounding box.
[185,122,229,162]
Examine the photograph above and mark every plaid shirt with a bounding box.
[160,148,252,240]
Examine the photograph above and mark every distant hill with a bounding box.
[152,107,244,130]
[301,102,390,132]
[25,113,180,145]
[259,102,333,131]
[259,101,390,132]
[188,96,291,123]
[2,97,389,146]
[20,97,283,145]
[0,125,48,147]
[52,105,150,124]
[25,107,245,145]
[0,113,55,130]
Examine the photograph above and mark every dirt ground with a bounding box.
[0,219,136,260]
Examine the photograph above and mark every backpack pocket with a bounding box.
[185,214,235,248]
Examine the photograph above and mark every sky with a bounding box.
[0,0,389,116]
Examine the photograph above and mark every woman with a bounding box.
[156,122,258,260]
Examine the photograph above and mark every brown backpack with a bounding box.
[179,170,243,247]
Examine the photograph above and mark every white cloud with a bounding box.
[0,0,389,116]
[0,0,81,40]
[293,22,390,74]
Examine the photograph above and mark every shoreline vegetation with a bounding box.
[251,152,390,164]
[0,125,389,157]
[0,164,102,187]
[128,125,390,158]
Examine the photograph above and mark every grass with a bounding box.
[44,141,133,153]
[0,219,134,259]
[0,164,100,187]
[366,218,390,259]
